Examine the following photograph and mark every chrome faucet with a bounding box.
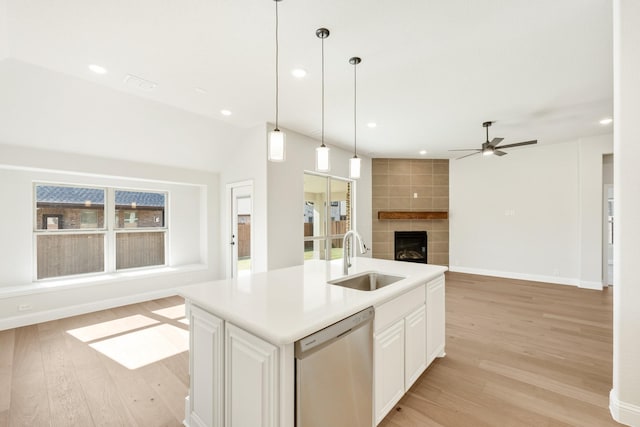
[343,230,367,275]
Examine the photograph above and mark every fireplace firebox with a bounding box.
[394,231,427,263]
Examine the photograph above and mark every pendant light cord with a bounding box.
[274,0,280,131]
[321,35,325,147]
[353,61,357,157]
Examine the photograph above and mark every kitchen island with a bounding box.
[179,257,447,427]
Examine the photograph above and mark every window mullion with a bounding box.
[106,188,116,272]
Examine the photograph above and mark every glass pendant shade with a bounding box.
[316,145,330,172]
[268,129,286,161]
[349,156,361,179]
[349,56,362,179]
[269,0,286,163]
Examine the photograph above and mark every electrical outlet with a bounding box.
[553,268,560,276]
[18,304,33,312]
[413,192,418,198]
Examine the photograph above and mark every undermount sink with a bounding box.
[328,271,405,291]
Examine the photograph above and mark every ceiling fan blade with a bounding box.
[494,150,507,156]
[456,151,481,160]
[488,137,504,148]
[449,149,481,152]
[498,140,538,149]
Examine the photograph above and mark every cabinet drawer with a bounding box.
[375,285,425,332]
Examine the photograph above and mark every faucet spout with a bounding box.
[343,230,367,275]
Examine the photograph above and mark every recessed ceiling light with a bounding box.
[367,122,377,128]
[419,150,427,155]
[88,64,107,74]
[291,68,307,78]
[599,117,613,125]
[195,87,208,94]
[220,109,232,116]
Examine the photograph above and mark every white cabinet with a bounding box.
[426,275,446,366]
[187,305,280,427]
[225,323,279,427]
[374,275,445,425]
[374,285,428,425]
[404,304,427,389]
[374,319,405,424]
[188,304,224,427]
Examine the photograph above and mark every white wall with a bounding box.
[611,0,640,424]
[218,124,269,276]
[450,134,612,287]
[0,60,240,329]
[0,144,220,329]
[0,59,242,172]
[0,0,8,60]
[267,127,372,270]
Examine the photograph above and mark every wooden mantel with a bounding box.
[378,211,448,220]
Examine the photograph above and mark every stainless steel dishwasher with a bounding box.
[295,306,374,427]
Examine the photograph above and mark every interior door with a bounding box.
[230,183,253,278]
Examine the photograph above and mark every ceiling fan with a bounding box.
[450,121,537,159]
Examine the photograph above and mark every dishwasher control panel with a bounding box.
[295,306,374,356]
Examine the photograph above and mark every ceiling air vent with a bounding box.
[123,74,158,91]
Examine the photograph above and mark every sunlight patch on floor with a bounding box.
[152,304,186,320]
[66,314,159,342]
[89,324,189,369]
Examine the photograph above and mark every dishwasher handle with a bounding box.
[295,306,374,358]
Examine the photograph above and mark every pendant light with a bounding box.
[268,0,285,162]
[349,57,362,179]
[315,28,331,172]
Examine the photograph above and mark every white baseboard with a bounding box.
[610,389,640,426]
[579,280,604,290]
[448,265,579,287]
[0,288,177,331]
[183,396,190,427]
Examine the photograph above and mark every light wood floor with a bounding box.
[0,295,189,427]
[380,272,620,427]
[0,273,621,427]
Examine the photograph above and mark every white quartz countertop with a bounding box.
[178,258,447,345]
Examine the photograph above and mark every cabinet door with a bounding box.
[225,323,279,427]
[374,319,405,425]
[189,304,224,427]
[427,275,446,366]
[404,304,427,389]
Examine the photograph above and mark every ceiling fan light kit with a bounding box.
[450,121,538,160]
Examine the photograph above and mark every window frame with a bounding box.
[303,172,354,261]
[33,183,169,281]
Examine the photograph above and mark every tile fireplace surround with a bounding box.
[372,158,449,265]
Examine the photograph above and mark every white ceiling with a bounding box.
[2,0,613,158]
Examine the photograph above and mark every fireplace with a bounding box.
[394,231,427,263]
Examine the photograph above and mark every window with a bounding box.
[34,184,167,280]
[303,174,353,261]
[81,210,98,228]
[114,189,166,270]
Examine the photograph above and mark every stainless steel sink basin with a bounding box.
[328,271,405,291]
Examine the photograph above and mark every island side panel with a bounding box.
[184,299,295,427]
[279,343,295,427]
